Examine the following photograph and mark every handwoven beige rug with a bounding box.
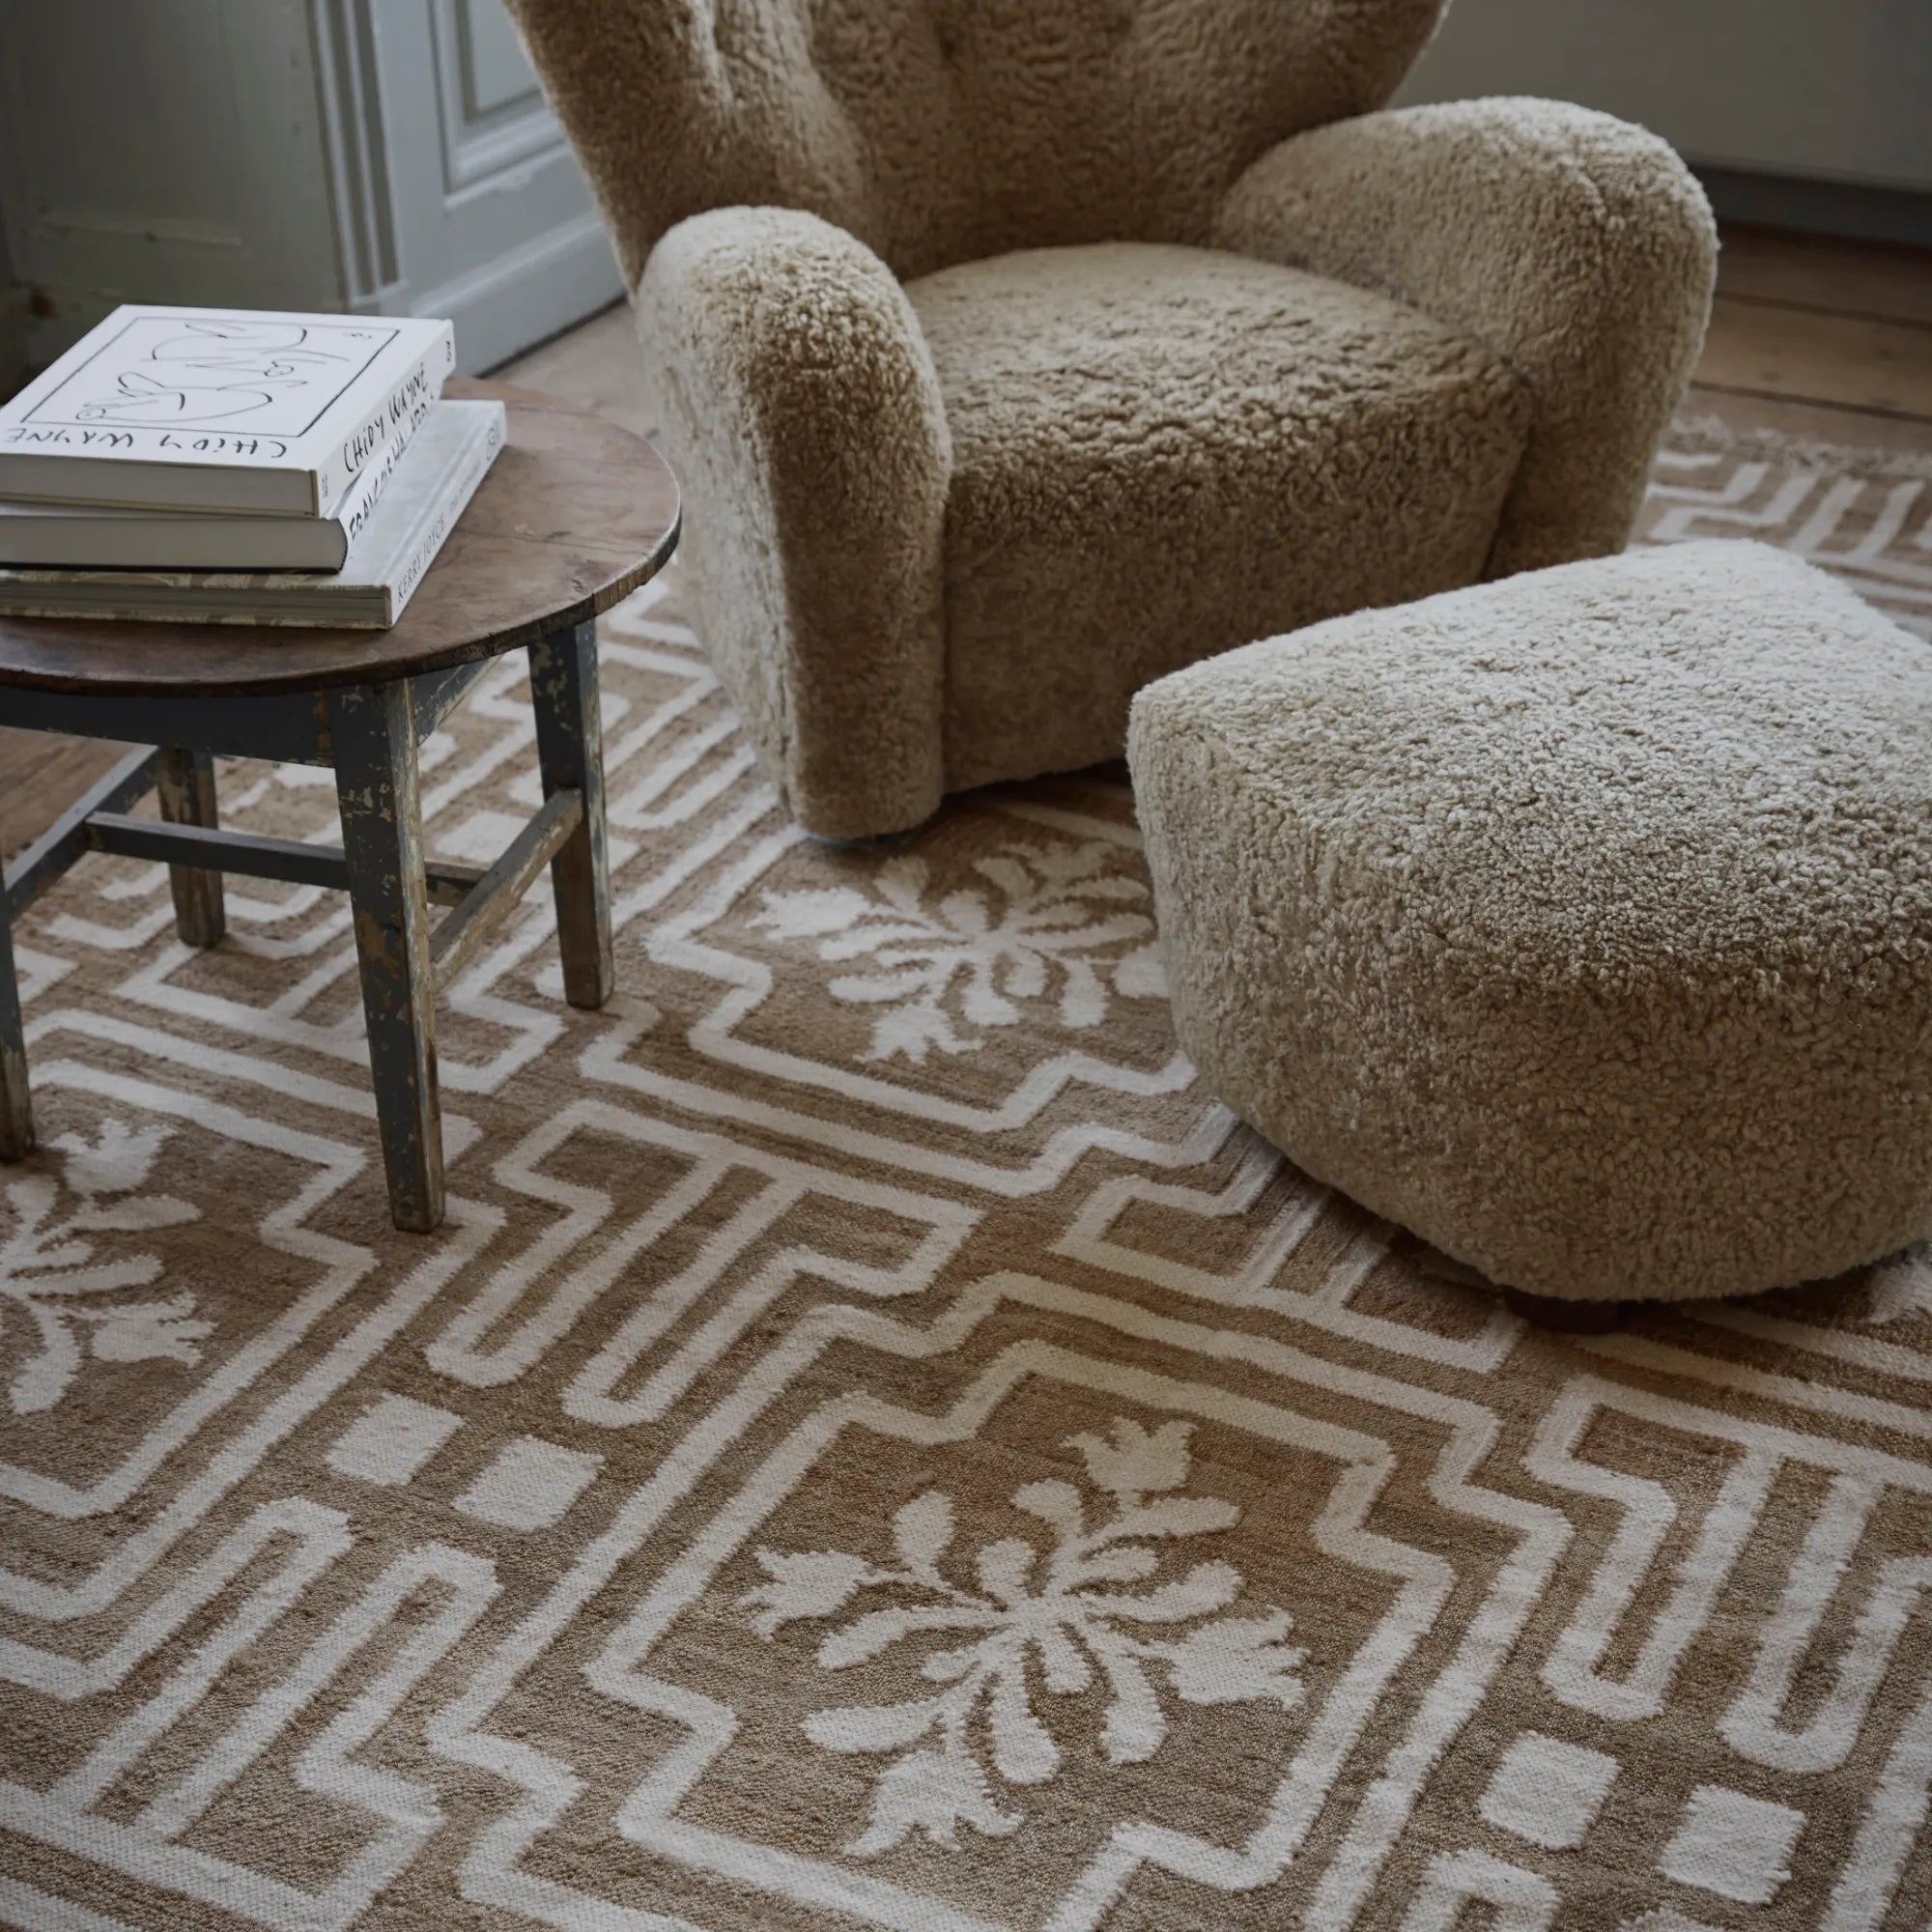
[2,418,1930,1932]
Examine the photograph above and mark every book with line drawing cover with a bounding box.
[0,393,432,570]
[0,305,454,518]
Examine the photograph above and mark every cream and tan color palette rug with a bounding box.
[3,418,1931,1932]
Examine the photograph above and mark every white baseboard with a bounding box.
[1695,167,1932,248]
[411,210,625,378]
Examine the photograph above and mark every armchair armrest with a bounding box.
[1215,99,1716,575]
[638,208,952,837]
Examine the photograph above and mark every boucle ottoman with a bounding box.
[1127,539,1932,1303]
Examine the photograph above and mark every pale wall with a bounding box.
[1400,0,1932,193]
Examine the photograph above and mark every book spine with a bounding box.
[0,400,504,628]
[327,392,434,556]
[382,403,504,624]
[312,324,455,518]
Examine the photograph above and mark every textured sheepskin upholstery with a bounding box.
[1128,541,1932,1303]
[907,244,1533,787]
[510,0,1718,838]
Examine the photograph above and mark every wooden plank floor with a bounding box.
[4,220,1930,858]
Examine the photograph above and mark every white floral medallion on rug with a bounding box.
[1,418,1930,1931]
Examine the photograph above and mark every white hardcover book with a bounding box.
[0,392,433,570]
[0,400,505,629]
[0,306,455,517]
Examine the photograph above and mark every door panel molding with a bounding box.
[313,0,404,309]
[428,0,568,197]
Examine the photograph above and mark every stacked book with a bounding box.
[0,306,504,627]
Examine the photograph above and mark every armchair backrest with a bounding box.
[506,0,1447,282]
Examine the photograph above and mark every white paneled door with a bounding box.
[0,0,623,378]
[314,0,624,370]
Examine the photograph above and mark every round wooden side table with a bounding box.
[0,380,680,1232]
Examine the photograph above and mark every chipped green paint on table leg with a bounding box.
[330,680,444,1233]
[0,650,622,1227]
[0,381,676,1229]
[0,909,30,1159]
[157,746,225,947]
[2,743,163,1162]
[528,618,614,1009]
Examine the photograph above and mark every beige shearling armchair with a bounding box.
[509,0,1717,838]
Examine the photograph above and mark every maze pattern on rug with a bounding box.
[1,422,1930,1931]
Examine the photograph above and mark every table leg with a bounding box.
[156,747,225,947]
[528,619,613,1009]
[0,907,30,1160]
[329,682,443,1233]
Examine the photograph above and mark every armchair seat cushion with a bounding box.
[905,242,1535,789]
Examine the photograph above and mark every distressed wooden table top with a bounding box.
[0,381,681,699]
